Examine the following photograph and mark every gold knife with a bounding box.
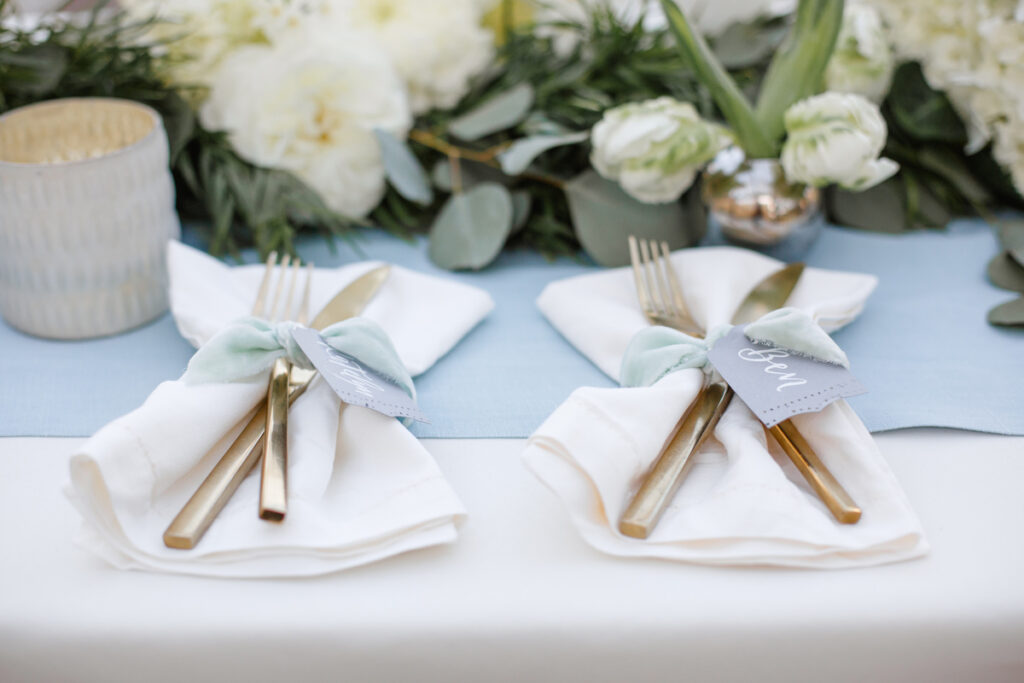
[163,264,392,549]
[619,263,860,539]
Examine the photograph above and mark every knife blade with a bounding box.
[620,263,815,539]
[729,266,861,524]
[163,264,392,549]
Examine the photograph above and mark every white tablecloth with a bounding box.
[1,433,1023,682]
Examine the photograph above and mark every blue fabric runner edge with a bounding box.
[2,219,1021,438]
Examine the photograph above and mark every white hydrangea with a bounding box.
[199,27,411,218]
[342,0,494,114]
[119,0,336,89]
[591,97,733,203]
[780,92,898,190]
[865,0,1024,194]
[824,4,893,103]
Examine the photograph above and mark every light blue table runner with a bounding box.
[2,219,1021,438]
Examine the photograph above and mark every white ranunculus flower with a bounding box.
[780,92,898,191]
[824,4,894,103]
[344,0,494,114]
[590,97,733,203]
[199,28,411,218]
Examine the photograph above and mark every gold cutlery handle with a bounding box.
[619,381,732,539]
[768,419,861,524]
[163,380,311,550]
[259,358,290,521]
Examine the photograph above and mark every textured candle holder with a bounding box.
[0,98,181,339]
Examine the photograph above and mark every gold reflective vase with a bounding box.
[702,148,822,261]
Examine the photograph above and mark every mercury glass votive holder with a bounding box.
[0,98,181,339]
[702,148,822,262]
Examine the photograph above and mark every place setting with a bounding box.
[66,242,494,577]
[526,236,926,567]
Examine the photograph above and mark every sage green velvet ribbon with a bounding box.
[183,316,414,399]
[620,307,849,388]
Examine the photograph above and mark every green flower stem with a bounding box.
[755,0,844,146]
[409,128,565,190]
[659,0,775,158]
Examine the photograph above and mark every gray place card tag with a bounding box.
[291,327,428,423]
[706,325,866,427]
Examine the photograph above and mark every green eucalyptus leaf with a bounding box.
[520,112,574,136]
[448,83,535,141]
[497,131,589,175]
[886,62,968,145]
[431,159,513,192]
[987,251,1024,293]
[432,160,454,192]
[902,171,952,228]
[374,129,433,205]
[965,147,1024,207]
[997,221,1024,253]
[1010,249,1024,269]
[564,170,699,267]
[826,180,909,233]
[913,147,991,206]
[988,297,1024,326]
[713,19,789,69]
[510,191,532,234]
[428,182,513,270]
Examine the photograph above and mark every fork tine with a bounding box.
[648,238,674,317]
[282,257,302,322]
[252,252,278,316]
[638,238,664,315]
[657,241,688,321]
[295,263,314,326]
[629,235,652,316]
[267,254,292,322]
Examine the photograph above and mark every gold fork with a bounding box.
[621,237,859,538]
[255,253,313,522]
[622,237,725,538]
[628,236,703,336]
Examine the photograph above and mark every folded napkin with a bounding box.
[66,241,494,578]
[526,246,928,568]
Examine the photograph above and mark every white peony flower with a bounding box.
[590,97,733,203]
[343,0,494,114]
[199,27,411,218]
[824,4,894,103]
[780,92,898,190]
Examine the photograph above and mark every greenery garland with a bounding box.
[1,0,1020,271]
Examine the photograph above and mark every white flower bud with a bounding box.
[824,4,894,104]
[780,92,899,191]
[590,97,732,203]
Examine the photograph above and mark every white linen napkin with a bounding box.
[66,241,494,578]
[526,246,928,568]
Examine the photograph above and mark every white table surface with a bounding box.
[2,432,1023,683]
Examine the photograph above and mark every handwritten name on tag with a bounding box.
[291,327,428,423]
[707,325,866,427]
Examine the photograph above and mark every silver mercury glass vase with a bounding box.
[701,148,822,261]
